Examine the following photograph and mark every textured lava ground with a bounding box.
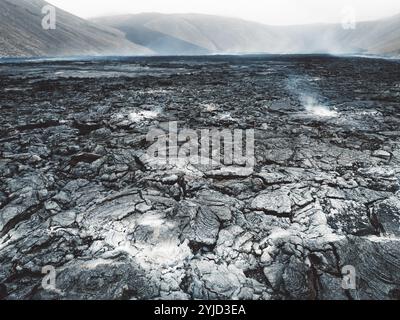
[1,55,400,300]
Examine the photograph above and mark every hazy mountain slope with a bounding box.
[2,2,399,58]
[92,13,300,55]
[338,13,400,55]
[92,14,210,55]
[142,14,285,53]
[0,0,151,57]
[285,13,400,55]
[94,12,400,56]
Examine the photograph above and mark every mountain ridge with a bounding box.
[92,12,400,56]
[1,0,400,58]
[0,0,152,57]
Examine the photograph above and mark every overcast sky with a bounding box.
[48,0,400,25]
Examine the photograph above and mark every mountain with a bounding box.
[327,13,400,55]
[1,2,400,58]
[280,13,400,55]
[0,0,151,57]
[93,12,400,56]
[91,13,297,55]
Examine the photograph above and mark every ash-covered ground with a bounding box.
[1,55,400,300]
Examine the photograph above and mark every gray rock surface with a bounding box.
[1,55,400,300]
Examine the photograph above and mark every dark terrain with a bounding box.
[0,55,400,300]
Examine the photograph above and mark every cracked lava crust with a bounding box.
[1,55,400,300]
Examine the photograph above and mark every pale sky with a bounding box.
[48,0,400,26]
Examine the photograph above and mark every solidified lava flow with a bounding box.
[1,55,400,300]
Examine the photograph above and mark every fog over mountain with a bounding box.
[1,0,400,57]
[326,13,400,55]
[93,13,400,56]
[0,0,151,57]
